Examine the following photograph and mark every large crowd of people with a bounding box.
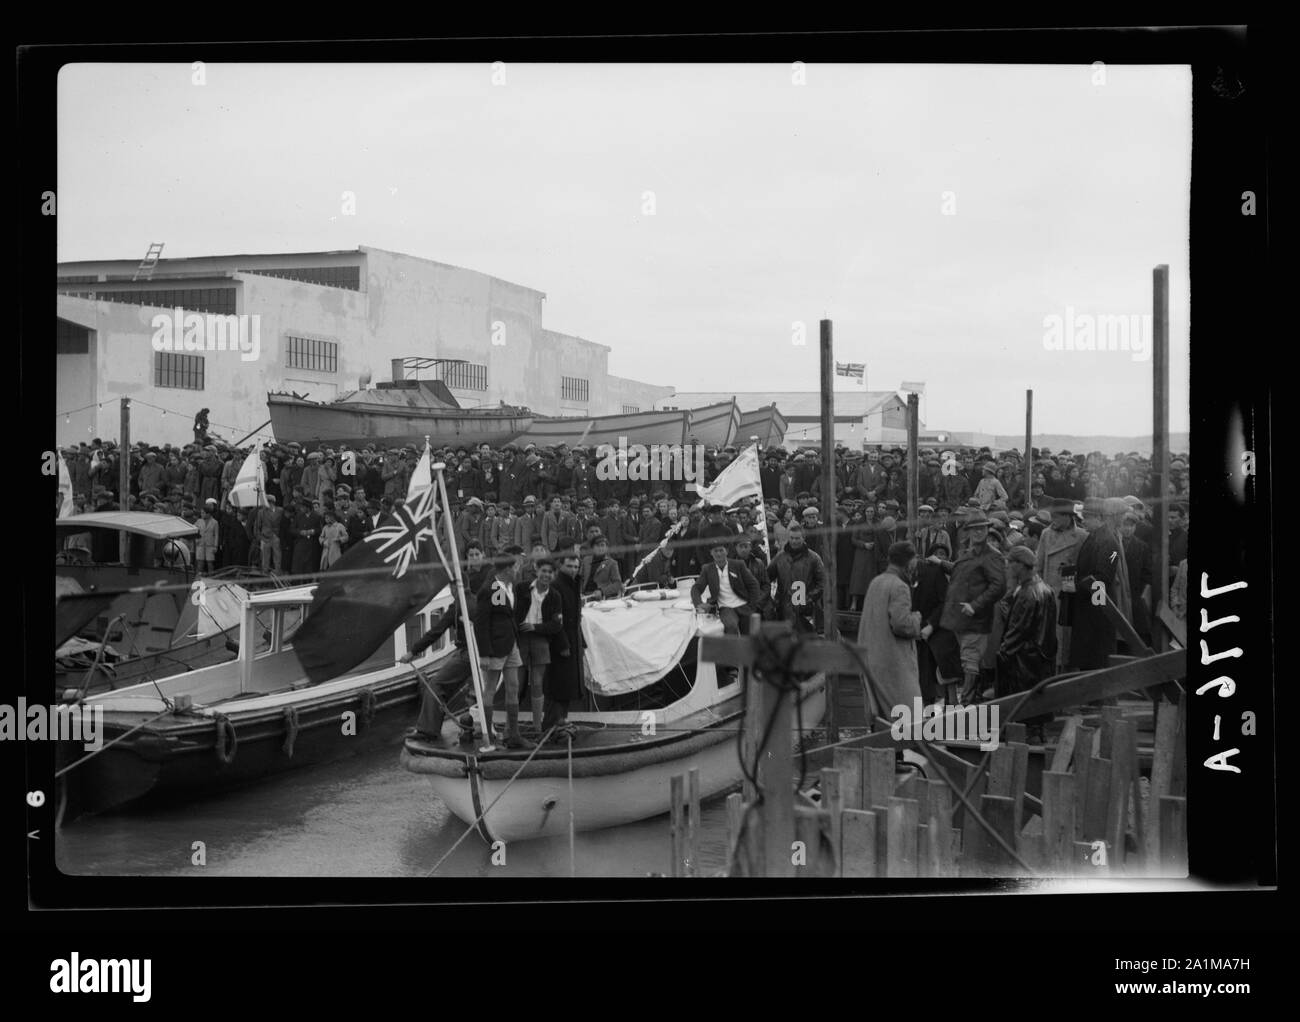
[59,433,1190,744]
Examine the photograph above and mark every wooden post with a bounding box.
[833,747,864,810]
[1023,389,1033,511]
[750,664,795,876]
[1041,771,1076,874]
[687,767,701,877]
[819,319,839,744]
[725,791,744,870]
[1146,696,1179,861]
[886,797,920,877]
[820,767,843,877]
[906,392,919,540]
[1082,756,1112,842]
[1151,265,1171,651]
[1158,795,1187,876]
[841,809,878,877]
[927,779,955,877]
[118,396,131,563]
[669,773,684,877]
[1106,720,1136,872]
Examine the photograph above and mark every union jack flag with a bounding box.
[363,484,437,579]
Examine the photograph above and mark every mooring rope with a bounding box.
[54,707,175,779]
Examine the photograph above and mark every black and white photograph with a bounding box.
[13,28,1279,983]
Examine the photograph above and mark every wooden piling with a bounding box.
[841,809,878,877]
[1041,771,1076,874]
[1158,795,1188,876]
[820,768,843,876]
[686,767,700,877]
[833,747,864,810]
[927,779,955,877]
[669,773,684,877]
[887,797,920,877]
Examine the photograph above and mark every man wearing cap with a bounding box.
[137,450,164,495]
[513,495,543,552]
[974,461,1008,511]
[1168,503,1189,584]
[940,511,1007,705]
[997,544,1058,743]
[1034,497,1088,672]
[692,540,763,645]
[1068,498,1132,670]
[455,497,486,557]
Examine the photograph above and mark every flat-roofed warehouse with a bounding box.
[56,246,673,447]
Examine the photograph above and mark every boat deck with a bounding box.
[405,692,745,764]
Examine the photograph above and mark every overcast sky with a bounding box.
[58,62,1191,436]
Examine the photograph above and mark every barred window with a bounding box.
[622,404,640,414]
[440,362,488,391]
[239,265,361,291]
[285,335,339,373]
[155,352,205,390]
[561,376,589,403]
[66,287,237,316]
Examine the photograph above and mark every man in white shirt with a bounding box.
[691,541,763,637]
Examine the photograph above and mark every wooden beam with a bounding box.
[1159,795,1188,876]
[118,397,131,564]
[907,393,920,542]
[1152,264,1171,651]
[1107,720,1136,872]
[670,773,684,878]
[1049,715,1083,773]
[1146,696,1180,860]
[819,319,839,745]
[1101,593,1154,658]
[927,780,956,877]
[687,767,701,877]
[1082,756,1113,843]
[752,668,795,877]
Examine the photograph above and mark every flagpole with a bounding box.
[429,445,494,750]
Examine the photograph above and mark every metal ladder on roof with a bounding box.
[132,242,165,281]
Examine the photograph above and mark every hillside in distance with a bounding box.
[992,433,1190,458]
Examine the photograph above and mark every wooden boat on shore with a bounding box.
[400,579,826,844]
[268,380,532,449]
[56,583,456,818]
[738,404,788,449]
[515,398,740,451]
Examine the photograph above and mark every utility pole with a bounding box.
[1152,265,1171,650]
[1024,390,1033,511]
[119,397,131,563]
[819,320,838,744]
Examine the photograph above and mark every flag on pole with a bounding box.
[292,444,450,684]
[693,442,770,565]
[630,442,769,585]
[56,451,75,518]
[228,438,268,509]
[835,361,865,383]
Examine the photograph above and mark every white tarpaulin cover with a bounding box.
[581,598,699,695]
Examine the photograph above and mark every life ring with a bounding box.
[214,715,238,766]
[359,688,376,729]
[282,705,300,758]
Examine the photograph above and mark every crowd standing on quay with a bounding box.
[58,433,1191,746]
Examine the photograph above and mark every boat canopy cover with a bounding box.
[581,596,699,695]
[54,511,199,540]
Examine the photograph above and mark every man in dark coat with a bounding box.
[1068,498,1131,671]
[912,533,959,704]
[544,552,585,737]
[473,556,524,746]
[288,497,322,579]
[768,524,827,634]
[1120,511,1153,646]
[997,544,1058,742]
[691,540,763,636]
[940,511,1007,704]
